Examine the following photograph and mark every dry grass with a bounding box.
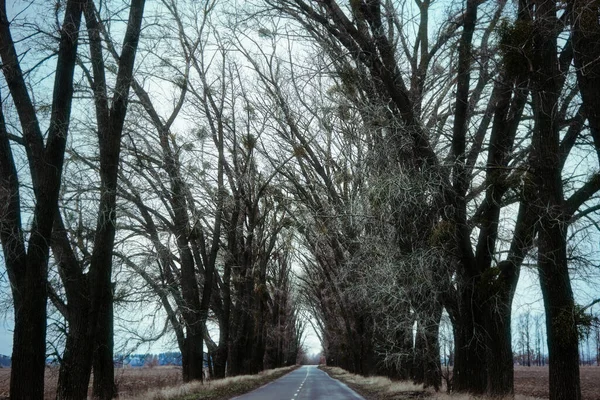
[321,365,600,400]
[119,365,297,400]
[115,366,183,398]
[322,366,426,399]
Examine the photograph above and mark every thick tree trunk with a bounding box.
[453,325,486,393]
[10,277,47,400]
[356,313,375,376]
[249,274,269,374]
[452,280,487,394]
[485,290,514,396]
[228,334,243,376]
[92,294,115,399]
[538,222,581,400]
[410,294,442,390]
[423,304,442,391]
[228,269,256,376]
[213,344,227,379]
[250,320,266,374]
[207,350,214,378]
[412,324,426,384]
[395,321,414,380]
[531,0,582,399]
[56,305,94,400]
[182,330,205,382]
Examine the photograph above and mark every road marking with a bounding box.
[292,366,309,399]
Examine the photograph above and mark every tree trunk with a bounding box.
[92,292,115,399]
[212,345,227,379]
[423,303,442,391]
[485,288,514,396]
[207,350,214,378]
[538,223,581,400]
[531,1,582,398]
[412,324,426,384]
[356,313,375,376]
[213,261,231,379]
[10,276,48,400]
[182,330,205,382]
[251,314,266,374]
[572,0,600,158]
[452,279,487,394]
[56,303,94,400]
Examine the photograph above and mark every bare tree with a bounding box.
[257,0,600,397]
[0,1,84,398]
[516,310,532,366]
[108,0,304,380]
[533,312,545,366]
[47,1,146,398]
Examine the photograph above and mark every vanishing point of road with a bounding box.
[233,365,365,400]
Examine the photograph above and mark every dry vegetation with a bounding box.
[0,365,297,400]
[514,366,600,400]
[321,366,600,400]
[114,367,183,398]
[119,366,298,400]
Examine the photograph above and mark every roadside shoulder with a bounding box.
[318,366,547,400]
[318,366,429,400]
[319,365,432,400]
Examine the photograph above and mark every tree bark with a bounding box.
[423,302,442,390]
[485,285,514,395]
[531,1,582,398]
[56,303,93,400]
[92,289,115,399]
[452,277,487,394]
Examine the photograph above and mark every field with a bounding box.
[0,366,183,400]
[0,365,598,399]
[323,366,600,400]
[514,366,600,400]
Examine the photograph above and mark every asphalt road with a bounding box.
[232,365,365,400]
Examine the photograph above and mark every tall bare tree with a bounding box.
[48,1,146,398]
[0,1,84,398]
[259,0,600,396]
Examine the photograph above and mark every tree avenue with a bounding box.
[0,0,599,399]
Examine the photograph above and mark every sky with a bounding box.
[1,0,598,363]
[0,322,12,356]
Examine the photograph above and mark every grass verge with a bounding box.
[119,365,298,400]
[319,366,545,400]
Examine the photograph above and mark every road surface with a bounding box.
[232,365,365,400]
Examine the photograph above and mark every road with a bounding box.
[232,365,365,400]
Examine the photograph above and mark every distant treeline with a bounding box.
[114,352,200,367]
[0,355,10,368]
[1,352,203,369]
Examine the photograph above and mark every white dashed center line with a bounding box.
[291,366,310,400]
